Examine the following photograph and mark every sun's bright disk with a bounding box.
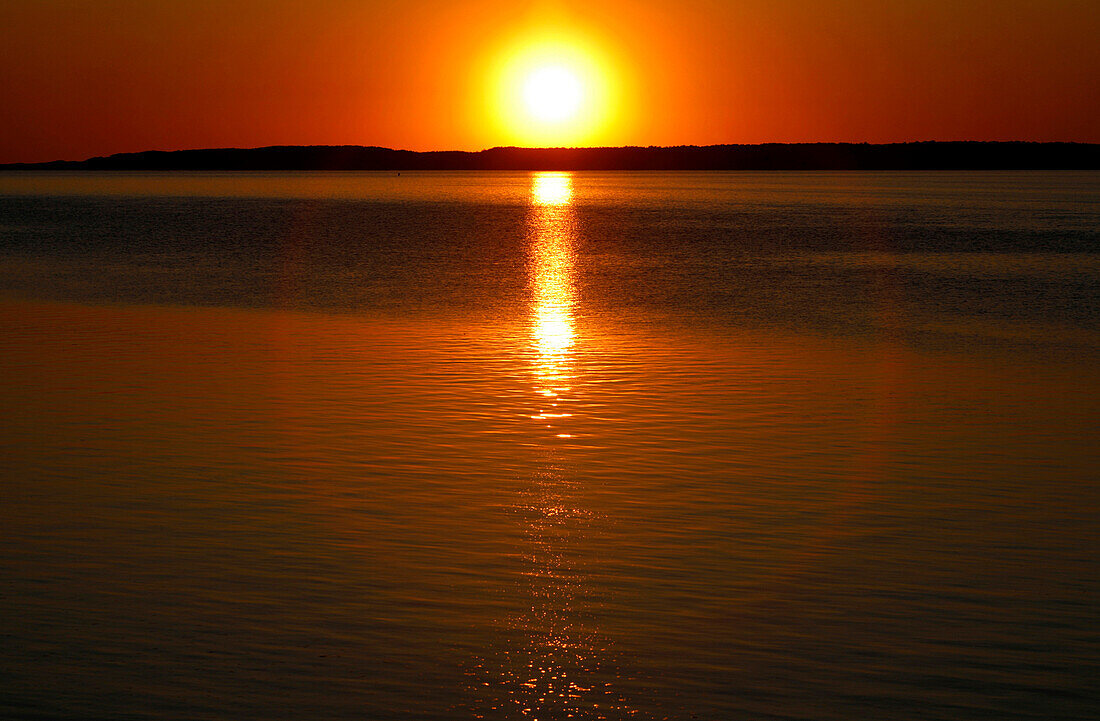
[482,31,623,147]
[523,66,582,123]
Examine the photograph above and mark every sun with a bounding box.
[523,66,583,123]
[481,32,623,147]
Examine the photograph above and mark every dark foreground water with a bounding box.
[1,171,1098,720]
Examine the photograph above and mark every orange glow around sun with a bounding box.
[483,31,624,148]
[2,1,1099,162]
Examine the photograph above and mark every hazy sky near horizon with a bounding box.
[1,0,1098,163]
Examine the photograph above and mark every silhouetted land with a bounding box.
[4,142,1099,171]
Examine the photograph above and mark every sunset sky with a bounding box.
[2,0,1098,163]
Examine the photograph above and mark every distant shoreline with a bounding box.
[3,142,1099,171]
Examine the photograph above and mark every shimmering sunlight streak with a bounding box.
[531,172,577,432]
[468,173,635,718]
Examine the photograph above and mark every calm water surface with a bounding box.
[1,171,1099,720]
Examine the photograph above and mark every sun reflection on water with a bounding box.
[532,173,573,207]
[468,173,637,719]
[530,173,577,422]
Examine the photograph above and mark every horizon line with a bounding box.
[4,141,1099,171]
[4,139,1100,167]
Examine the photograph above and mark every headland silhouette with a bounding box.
[4,142,1099,171]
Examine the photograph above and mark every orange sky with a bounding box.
[1,0,1098,163]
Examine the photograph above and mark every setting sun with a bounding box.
[523,66,583,123]
[481,31,623,148]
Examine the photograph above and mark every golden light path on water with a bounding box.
[530,173,577,439]
[470,173,637,719]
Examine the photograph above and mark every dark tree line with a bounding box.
[5,142,1099,170]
